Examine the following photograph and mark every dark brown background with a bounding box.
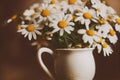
[0,0,120,80]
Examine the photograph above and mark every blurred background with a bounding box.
[0,0,120,80]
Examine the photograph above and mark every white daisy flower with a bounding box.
[43,0,58,4]
[58,0,85,13]
[106,6,116,15]
[17,24,41,40]
[95,40,113,56]
[30,3,41,12]
[78,29,100,46]
[50,13,74,36]
[107,29,118,44]
[23,9,36,20]
[97,21,112,38]
[75,7,97,29]
[91,1,108,18]
[113,15,120,32]
[57,1,69,13]
[39,3,57,21]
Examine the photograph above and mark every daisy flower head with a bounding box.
[59,0,86,13]
[102,41,113,56]
[96,40,113,56]
[97,20,112,38]
[91,1,108,18]
[107,29,118,44]
[75,7,97,29]
[39,3,57,21]
[30,3,41,12]
[17,23,41,40]
[91,0,101,5]
[78,29,100,46]
[94,39,113,56]
[113,15,120,32]
[106,6,116,15]
[43,0,58,4]
[67,0,86,6]
[50,13,74,36]
[23,9,39,21]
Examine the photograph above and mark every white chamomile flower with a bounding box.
[23,9,36,21]
[50,13,74,36]
[102,42,113,56]
[97,20,112,38]
[106,6,116,15]
[107,29,118,44]
[59,0,85,13]
[30,3,41,12]
[78,29,100,46]
[95,40,113,56]
[43,0,58,4]
[39,3,56,21]
[17,24,41,40]
[113,15,120,32]
[57,1,69,13]
[75,7,97,29]
[66,0,85,13]
[91,0,101,4]
[91,0,108,19]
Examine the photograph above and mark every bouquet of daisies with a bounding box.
[14,0,120,56]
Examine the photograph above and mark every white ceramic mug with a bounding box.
[38,47,95,80]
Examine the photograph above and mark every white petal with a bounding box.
[21,30,27,35]
[78,29,86,34]
[64,14,72,22]
[65,26,74,31]
[83,34,89,43]
[35,30,41,35]
[24,32,29,38]
[68,22,75,26]
[52,28,60,33]
[93,36,100,42]
[31,42,38,46]
[32,32,37,40]
[28,33,32,40]
[96,44,102,53]
[60,29,64,36]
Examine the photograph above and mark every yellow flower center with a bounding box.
[71,15,76,22]
[41,9,50,17]
[11,15,17,20]
[68,0,76,4]
[98,37,103,43]
[30,14,36,18]
[107,16,113,21]
[83,12,92,19]
[109,29,115,36]
[102,42,107,48]
[100,18,106,24]
[34,7,40,12]
[86,30,95,36]
[17,24,21,30]
[74,9,81,13]
[97,8,101,12]
[26,25,35,32]
[58,20,67,28]
[115,18,120,24]
[50,0,57,4]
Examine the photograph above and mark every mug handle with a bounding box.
[38,47,55,80]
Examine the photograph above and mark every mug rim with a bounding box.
[56,48,94,51]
